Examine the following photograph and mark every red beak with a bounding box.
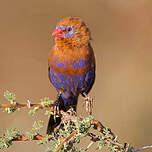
[52,27,65,38]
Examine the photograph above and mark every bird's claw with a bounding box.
[53,104,59,122]
[82,92,94,115]
[53,92,61,122]
[84,96,94,115]
[67,107,77,116]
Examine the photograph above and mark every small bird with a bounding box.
[47,17,95,134]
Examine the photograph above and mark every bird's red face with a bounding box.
[52,26,65,38]
[52,25,75,39]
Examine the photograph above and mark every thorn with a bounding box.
[27,100,31,108]
[114,136,118,142]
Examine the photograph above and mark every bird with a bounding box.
[47,17,96,134]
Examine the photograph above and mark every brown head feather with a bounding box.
[55,17,91,48]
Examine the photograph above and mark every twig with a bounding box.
[134,145,152,152]
[0,134,46,141]
[0,106,131,152]
[84,141,94,151]
[54,130,77,152]
[0,103,54,109]
[60,112,129,151]
[1,93,151,152]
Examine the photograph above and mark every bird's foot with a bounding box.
[85,96,93,115]
[67,107,77,116]
[82,93,94,115]
[53,104,59,122]
[53,93,61,122]
[61,107,77,125]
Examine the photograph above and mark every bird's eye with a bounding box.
[67,27,72,31]
[66,26,72,32]
[64,26,75,38]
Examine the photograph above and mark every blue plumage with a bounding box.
[51,55,91,70]
[49,66,95,104]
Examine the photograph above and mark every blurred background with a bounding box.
[0,0,152,151]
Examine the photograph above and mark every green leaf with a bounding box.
[26,120,44,140]
[5,107,17,114]
[103,128,111,137]
[28,107,39,116]
[97,139,106,150]
[107,143,118,152]
[4,91,16,104]
[33,120,44,132]
[41,97,54,107]
[0,127,20,149]
[45,110,54,117]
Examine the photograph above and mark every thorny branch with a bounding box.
[0,91,152,152]
[0,102,54,109]
[0,134,45,141]
[0,102,130,152]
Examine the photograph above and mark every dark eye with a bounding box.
[64,26,75,38]
[67,27,72,31]
[66,26,72,32]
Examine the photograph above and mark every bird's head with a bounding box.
[52,17,91,47]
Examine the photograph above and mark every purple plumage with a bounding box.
[47,17,95,134]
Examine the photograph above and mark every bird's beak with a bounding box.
[52,27,65,38]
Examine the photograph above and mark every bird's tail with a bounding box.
[46,95,78,134]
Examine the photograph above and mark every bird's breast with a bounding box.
[49,46,95,75]
[50,57,92,75]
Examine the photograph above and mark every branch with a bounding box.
[0,102,54,109]
[54,130,76,152]
[0,134,45,141]
[134,145,152,152]
[0,113,129,151]
[1,91,152,152]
